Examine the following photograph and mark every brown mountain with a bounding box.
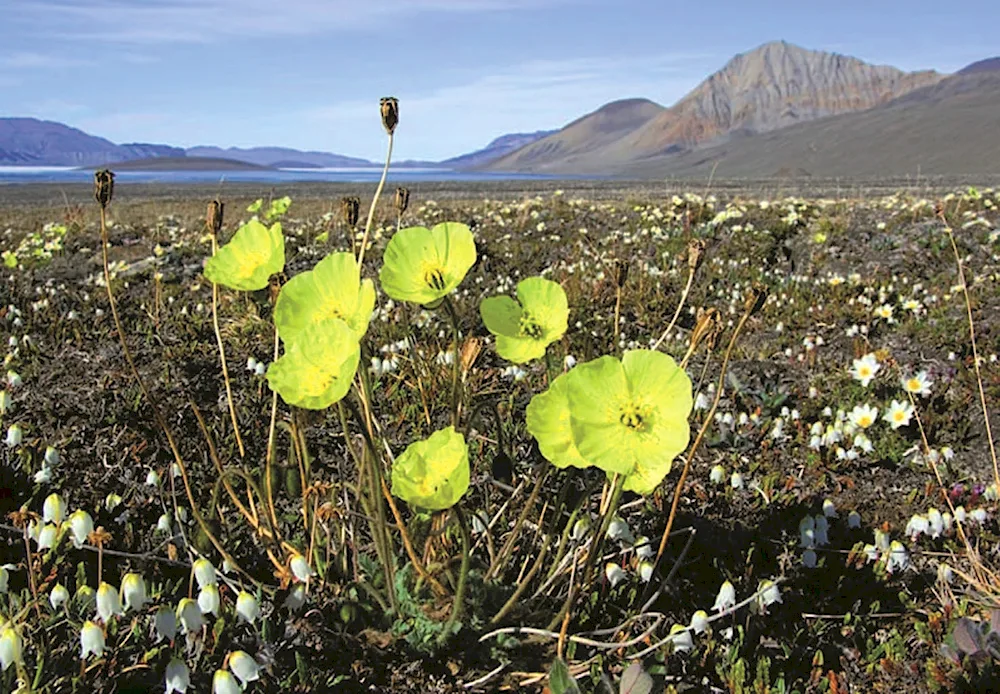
[619,68,1000,178]
[486,41,944,174]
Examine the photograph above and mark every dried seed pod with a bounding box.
[745,282,768,316]
[614,260,629,288]
[687,239,706,272]
[460,337,481,375]
[380,97,399,135]
[341,196,360,227]
[94,169,115,208]
[206,199,224,237]
[394,186,410,215]
[690,307,722,352]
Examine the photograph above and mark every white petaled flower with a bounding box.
[905,514,929,541]
[886,540,909,573]
[730,472,744,489]
[848,510,862,529]
[145,469,161,487]
[105,493,122,512]
[571,516,590,541]
[667,624,693,653]
[213,669,242,694]
[235,591,260,624]
[849,404,878,430]
[638,560,654,583]
[96,581,123,623]
[883,400,914,429]
[66,509,94,549]
[927,508,944,538]
[157,513,173,534]
[814,516,829,546]
[822,499,837,518]
[690,609,709,635]
[193,558,217,589]
[0,626,22,672]
[34,466,53,484]
[121,573,148,612]
[229,650,261,685]
[849,353,880,387]
[757,579,782,609]
[799,515,816,548]
[902,371,933,397]
[605,562,626,588]
[634,535,654,560]
[802,549,818,568]
[44,446,59,466]
[0,563,14,593]
[283,584,306,612]
[694,392,710,410]
[44,495,64,526]
[177,598,204,634]
[290,554,314,582]
[76,585,96,610]
[165,658,190,694]
[36,523,59,551]
[154,606,177,643]
[606,516,633,543]
[80,621,105,659]
[5,424,22,448]
[709,464,726,485]
[49,583,70,610]
[198,584,221,616]
[712,580,736,611]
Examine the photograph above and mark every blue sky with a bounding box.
[1,0,997,161]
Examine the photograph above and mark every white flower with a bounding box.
[886,540,909,573]
[96,582,123,622]
[5,424,22,448]
[694,392,710,410]
[76,585,96,610]
[105,493,122,512]
[66,510,94,549]
[49,583,69,609]
[605,562,626,587]
[638,560,654,583]
[905,514,928,540]
[43,493,65,525]
[802,549,818,568]
[712,580,736,611]
[927,508,944,539]
[229,650,261,685]
[34,466,53,484]
[955,506,967,523]
[971,507,989,525]
[849,404,878,429]
[0,627,22,672]
[165,658,190,694]
[709,464,726,484]
[937,563,954,584]
[6,371,21,388]
[848,510,862,529]
[177,598,204,634]
[156,513,172,534]
[290,554,314,582]
[154,606,177,642]
[80,621,105,659]
[145,469,161,487]
[634,535,654,560]
[667,624,693,653]
[902,371,933,397]
[757,579,782,608]
[730,472,744,489]
[822,499,837,517]
[121,573,148,612]
[193,558,217,589]
[606,516,633,543]
[690,609,709,634]
[213,669,242,694]
[563,354,576,369]
[882,400,914,429]
[849,354,880,387]
[0,390,9,415]
[43,446,59,466]
[814,516,829,546]
[235,591,259,624]
[799,515,816,548]
[198,585,221,616]
[283,584,306,612]
[36,523,59,551]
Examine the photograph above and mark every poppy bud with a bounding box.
[380,97,399,135]
[614,259,629,288]
[341,196,360,227]
[690,307,722,352]
[94,169,115,208]
[745,282,768,316]
[491,452,513,485]
[687,239,706,272]
[394,186,410,215]
[207,199,224,237]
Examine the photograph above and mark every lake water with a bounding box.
[0,166,562,185]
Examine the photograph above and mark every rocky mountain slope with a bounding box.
[0,118,183,166]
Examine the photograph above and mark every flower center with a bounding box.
[619,403,647,431]
[424,267,446,292]
[519,311,543,339]
[906,378,920,391]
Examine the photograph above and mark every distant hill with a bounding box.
[87,156,273,171]
[958,57,1000,75]
[440,130,558,169]
[185,145,374,169]
[618,69,1000,178]
[0,118,184,166]
[486,41,943,174]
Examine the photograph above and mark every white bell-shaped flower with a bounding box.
[121,573,148,612]
[235,591,259,624]
[228,650,261,685]
[193,558,217,589]
[213,669,241,694]
[176,598,204,634]
[154,606,177,642]
[96,582,123,623]
[198,584,221,616]
[165,658,190,694]
[80,621,105,659]
[283,584,306,612]
[49,583,69,610]
[667,624,693,653]
[0,626,22,672]
[690,609,709,635]
[36,523,59,551]
[290,554,314,582]
[604,562,626,588]
[712,580,736,611]
[66,510,94,549]
[42,493,65,525]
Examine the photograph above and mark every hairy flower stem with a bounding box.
[652,268,695,351]
[22,529,42,620]
[263,320,282,539]
[491,536,550,624]
[439,505,472,645]
[443,297,463,427]
[612,285,623,353]
[98,205,254,585]
[644,305,752,604]
[210,235,246,458]
[356,133,394,268]
[486,467,549,581]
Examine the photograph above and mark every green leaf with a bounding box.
[204,218,285,291]
[265,195,292,220]
[549,658,582,694]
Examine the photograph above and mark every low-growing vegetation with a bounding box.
[1,102,1000,693]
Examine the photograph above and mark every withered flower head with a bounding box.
[341,196,360,227]
[687,239,706,272]
[380,97,399,135]
[94,169,115,208]
[690,307,722,352]
[207,199,224,237]
[745,282,768,317]
[614,259,629,288]
[460,337,481,375]
[394,187,410,215]
[88,526,113,546]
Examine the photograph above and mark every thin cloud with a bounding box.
[0,51,92,69]
[13,0,577,44]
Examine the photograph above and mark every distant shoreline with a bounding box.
[78,156,274,172]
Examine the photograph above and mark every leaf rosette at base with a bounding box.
[204,218,285,291]
[527,350,692,494]
[379,222,476,308]
[274,252,375,344]
[480,276,568,363]
[266,319,360,410]
[391,426,470,512]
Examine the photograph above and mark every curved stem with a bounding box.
[443,297,463,427]
[263,321,282,541]
[440,506,471,644]
[210,234,245,457]
[357,133,394,268]
[652,268,695,351]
